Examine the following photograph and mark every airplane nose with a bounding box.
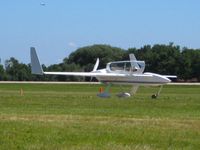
[146,73,172,84]
[156,75,171,83]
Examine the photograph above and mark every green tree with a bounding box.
[66,44,126,71]
[0,64,6,80]
[5,57,31,81]
[179,48,200,81]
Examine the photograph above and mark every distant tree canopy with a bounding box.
[4,57,31,81]
[0,43,200,81]
[65,45,126,70]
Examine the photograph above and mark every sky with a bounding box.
[0,0,200,65]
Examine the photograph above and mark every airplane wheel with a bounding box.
[151,94,157,99]
[117,92,131,98]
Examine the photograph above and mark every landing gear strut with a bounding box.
[151,85,163,99]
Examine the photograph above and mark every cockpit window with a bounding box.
[108,61,145,73]
[110,62,135,72]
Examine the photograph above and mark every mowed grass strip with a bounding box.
[1,114,200,150]
[0,114,200,149]
[0,83,200,149]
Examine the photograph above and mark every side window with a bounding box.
[125,62,131,71]
[110,62,134,72]
[110,63,124,71]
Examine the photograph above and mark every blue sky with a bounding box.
[0,0,200,65]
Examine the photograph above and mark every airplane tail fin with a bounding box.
[30,47,44,75]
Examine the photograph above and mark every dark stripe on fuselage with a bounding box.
[100,80,166,84]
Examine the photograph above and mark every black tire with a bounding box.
[151,94,157,99]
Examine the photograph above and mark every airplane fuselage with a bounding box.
[95,69,170,86]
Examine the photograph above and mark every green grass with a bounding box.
[0,83,200,149]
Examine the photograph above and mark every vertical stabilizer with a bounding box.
[30,47,44,75]
[92,58,99,72]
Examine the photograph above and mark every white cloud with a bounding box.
[68,42,77,48]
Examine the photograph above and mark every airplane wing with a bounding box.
[43,71,154,77]
[43,71,111,77]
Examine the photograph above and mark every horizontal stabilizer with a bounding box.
[30,47,44,75]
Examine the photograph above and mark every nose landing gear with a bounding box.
[151,85,163,99]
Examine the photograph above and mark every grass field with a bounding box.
[0,83,200,150]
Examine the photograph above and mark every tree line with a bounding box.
[0,43,200,81]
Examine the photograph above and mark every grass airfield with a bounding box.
[0,83,200,150]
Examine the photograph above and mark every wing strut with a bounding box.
[130,85,139,95]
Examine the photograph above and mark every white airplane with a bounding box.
[30,47,177,98]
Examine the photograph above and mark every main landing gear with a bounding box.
[97,84,132,98]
